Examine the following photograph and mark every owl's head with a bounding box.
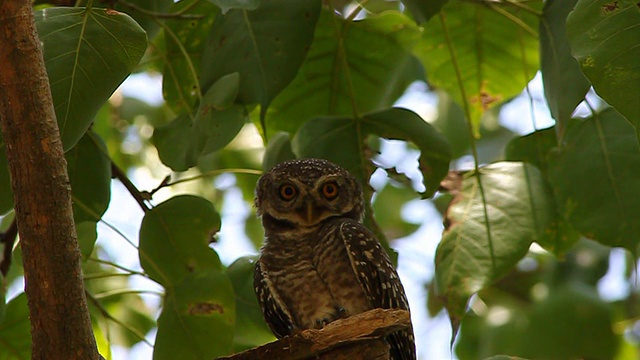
[255,158,364,229]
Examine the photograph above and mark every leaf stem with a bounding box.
[439,12,496,271]
[145,168,262,197]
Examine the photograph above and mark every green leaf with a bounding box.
[415,1,540,134]
[76,221,98,260]
[566,0,640,130]
[200,0,321,117]
[293,107,451,198]
[262,131,295,172]
[139,195,222,286]
[66,131,111,223]
[522,285,617,359]
[505,128,580,256]
[114,0,173,39]
[435,162,554,331]
[266,10,423,135]
[226,256,275,351]
[35,7,147,151]
[402,0,448,23]
[504,127,557,174]
[373,183,420,240]
[209,0,260,14]
[153,105,246,171]
[0,134,12,214]
[432,90,470,159]
[539,0,590,133]
[547,108,640,251]
[154,270,235,360]
[163,0,219,114]
[0,293,31,359]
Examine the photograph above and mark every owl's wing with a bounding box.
[338,219,416,360]
[254,259,295,338]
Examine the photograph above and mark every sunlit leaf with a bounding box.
[266,10,423,135]
[416,1,540,134]
[0,293,31,359]
[567,0,640,130]
[435,162,554,332]
[293,107,451,198]
[547,108,640,250]
[139,195,222,286]
[35,7,147,150]
[226,256,275,351]
[154,270,235,360]
[539,0,590,134]
[200,0,321,120]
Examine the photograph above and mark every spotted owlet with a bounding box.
[254,158,416,360]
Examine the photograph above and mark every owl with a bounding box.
[254,158,416,360]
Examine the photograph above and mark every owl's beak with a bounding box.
[305,202,314,224]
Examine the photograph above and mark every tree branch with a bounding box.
[217,308,411,360]
[0,2,100,359]
[111,162,150,212]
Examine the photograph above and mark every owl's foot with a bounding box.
[314,307,348,328]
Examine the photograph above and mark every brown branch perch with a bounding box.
[218,308,411,360]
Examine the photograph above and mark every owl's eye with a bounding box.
[321,182,339,200]
[278,184,297,201]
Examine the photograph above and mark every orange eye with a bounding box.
[321,182,339,200]
[278,184,297,201]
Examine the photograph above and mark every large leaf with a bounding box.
[139,195,222,286]
[435,162,554,332]
[539,0,590,135]
[292,107,451,198]
[0,293,31,359]
[265,10,423,135]
[200,0,321,119]
[35,7,147,151]
[154,270,235,360]
[226,256,275,351]
[547,108,640,251]
[504,128,580,256]
[566,0,640,130]
[162,0,219,114]
[154,73,246,171]
[415,1,540,134]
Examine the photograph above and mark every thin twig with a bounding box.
[145,168,263,197]
[85,290,153,347]
[111,162,150,212]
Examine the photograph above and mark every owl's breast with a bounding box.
[260,228,370,330]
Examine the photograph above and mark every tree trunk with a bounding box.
[0,2,100,359]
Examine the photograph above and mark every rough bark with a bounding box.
[217,308,411,360]
[0,2,100,360]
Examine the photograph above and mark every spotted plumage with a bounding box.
[254,158,416,360]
